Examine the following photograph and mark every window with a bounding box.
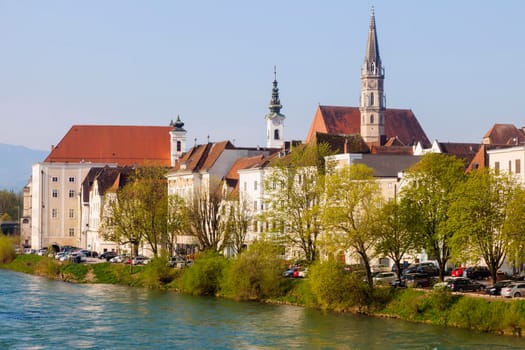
[68,228,75,237]
[68,177,75,183]
[177,141,182,152]
[370,92,374,105]
[52,176,58,182]
[495,161,500,174]
[52,189,58,198]
[274,129,280,140]
[254,181,258,191]
[509,160,512,172]
[370,115,374,124]
[52,208,58,219]
[69,189,75,198]
[253,200,257,211]
[69,209,74,219]
[516,159,521,174]
[243,182,247,191]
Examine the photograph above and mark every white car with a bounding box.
[501,282,525,298]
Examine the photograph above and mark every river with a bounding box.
[0,269,523,349]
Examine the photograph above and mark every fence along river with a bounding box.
[0,269,524,349]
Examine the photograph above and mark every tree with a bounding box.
[222,194,252,255]
[0,190,22,222]
[323,163,383,288]
[375,198,420,280]
[400,153,466,281]
[448,169,525,284]
[100,166,170,256]
[261,143,333,262]
[166,194,189,256]
[186,178,229,252]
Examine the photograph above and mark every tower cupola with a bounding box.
[265,66,286,149]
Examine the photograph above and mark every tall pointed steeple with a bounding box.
[265,66,285,149]
[360,7,385,146]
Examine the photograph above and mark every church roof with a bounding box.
[45,125,172,166]
[436,142,481,166]
[305,105,431,147]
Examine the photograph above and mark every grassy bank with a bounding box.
[2,253,525,338]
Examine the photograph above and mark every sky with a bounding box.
[1,1,524,151]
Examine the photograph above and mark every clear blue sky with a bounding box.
[1,1,524,151]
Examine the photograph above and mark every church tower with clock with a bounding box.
[265,67,285,149]
[360,7,385,146]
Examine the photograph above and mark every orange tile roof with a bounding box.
[305,105,431,147]
[171,141,235,172]
[45,125,172,166]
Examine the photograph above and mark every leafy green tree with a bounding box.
[0,190,22,222]
[400,153,466,281]
[503,186,525,270]
[448,169,525,283]
[221,240,284,300]
[166,194,189,256]
[100,166,170,256]
[375,198,420,279]
[261,143,332,262]
[323,163,382,288]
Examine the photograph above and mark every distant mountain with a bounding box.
[0,143,47,192]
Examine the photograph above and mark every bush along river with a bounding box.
[1,269,524,350]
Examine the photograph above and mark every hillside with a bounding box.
[0,144,47,192]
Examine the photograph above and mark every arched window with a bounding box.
[176,141,181,152]
[370,115,374,124]
[274,129,280,140]
[370,92,374,106]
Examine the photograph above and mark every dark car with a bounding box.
[403,262,439,277]
[468,266,491,280]
[99,251,117,261]
[486,280,513,296]
[444,278,484,292]
[391,273,431,288]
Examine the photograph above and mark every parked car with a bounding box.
[110,254,129,263]
[403,263,439,277]
[391,273,431,288]
[501,282,525,298]
[69,252,87,263]
[486,280,513,296]
[451,267,467,277]
[79,249,98,258]
[99,251,118,261]
[443,277,484,292]
[373,272,397,286]
[131,255,149,265]
[168,256,186,268]
[468,266,491,280]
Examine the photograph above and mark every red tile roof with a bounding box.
[305,105,431,147]
[45,125,172,166]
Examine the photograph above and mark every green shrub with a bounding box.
[502,300,525,336]
[307,260,368,311]
[221,240,285,301]
[1,254,40,274]
[380,288,427,320]
[0,234,16,264]
[448,297,506,333]
[141,256,177,289]
[179,251,228,296]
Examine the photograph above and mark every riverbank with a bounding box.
[2,254,525,338]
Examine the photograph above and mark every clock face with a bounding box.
[368,80,377,89]
[272,119,280,126]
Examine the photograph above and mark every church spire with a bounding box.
[265,66,285,149]
[360,7,385,146]
[363,7,382,75]
[268,66,282,114]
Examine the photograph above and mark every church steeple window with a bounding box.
[370,115,374,124]
[274,129,280,140]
